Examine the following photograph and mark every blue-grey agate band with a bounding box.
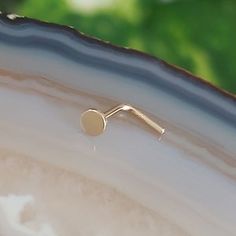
[0,13,235,127]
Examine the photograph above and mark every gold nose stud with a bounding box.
[80,104,165,136]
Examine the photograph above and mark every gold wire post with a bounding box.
[80,104,165,136]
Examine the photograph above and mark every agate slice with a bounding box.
[0,13,236,236]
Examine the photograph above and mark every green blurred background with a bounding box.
[1,0,236,93]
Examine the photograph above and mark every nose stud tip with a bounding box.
[80,109,107,136]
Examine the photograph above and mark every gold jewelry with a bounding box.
[80,104,165,136]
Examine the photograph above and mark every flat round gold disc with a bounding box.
[80,109,107,136]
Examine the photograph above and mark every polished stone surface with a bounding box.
[0,13,236,236]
